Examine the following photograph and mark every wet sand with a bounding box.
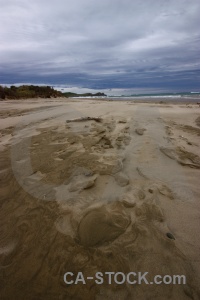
[0,98,200,299]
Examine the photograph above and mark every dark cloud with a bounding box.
[0,0,200,91]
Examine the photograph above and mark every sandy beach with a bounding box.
[0,97,200,299]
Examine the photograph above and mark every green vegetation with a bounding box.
[0,85,107,100]
[0,85,62,99]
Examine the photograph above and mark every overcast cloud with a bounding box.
[0,0,200,91]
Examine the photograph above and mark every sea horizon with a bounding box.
[1,83,200,100]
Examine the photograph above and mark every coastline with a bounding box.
[70,95,200,103]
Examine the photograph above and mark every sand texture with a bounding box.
[0,98,200,299]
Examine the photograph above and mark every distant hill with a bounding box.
[0,85,63,99]
[63,92,106,98]
[0,85,106,100]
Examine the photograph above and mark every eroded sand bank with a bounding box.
[0,98,200,299]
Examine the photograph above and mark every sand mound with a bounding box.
[114,172,129,186]
[68,174,98,192]
[78,204,131,247]
[195,116,200,127]
[177,124,200,136]
[160,146,200,168]
[135,128,146,135]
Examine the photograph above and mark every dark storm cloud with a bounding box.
[0,0,200,90]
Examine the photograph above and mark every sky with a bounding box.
[0,0,200,93]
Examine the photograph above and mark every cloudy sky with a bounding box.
[0,0,200,92]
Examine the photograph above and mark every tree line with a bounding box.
[0,85,63,99]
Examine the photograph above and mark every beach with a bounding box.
[0,97,200,299]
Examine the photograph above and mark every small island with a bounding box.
[62,92,106,98]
